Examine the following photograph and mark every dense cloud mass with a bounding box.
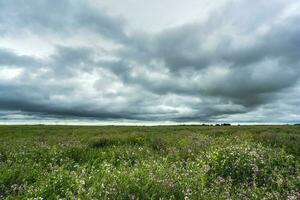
[0,0,300,123]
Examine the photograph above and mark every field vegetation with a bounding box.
[0,125,299,199]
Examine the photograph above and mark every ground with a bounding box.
[0,125,299,199]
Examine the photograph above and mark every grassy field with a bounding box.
[0,125,299,199]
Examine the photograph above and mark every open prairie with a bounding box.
[0,125,299,199]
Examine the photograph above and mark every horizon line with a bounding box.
[0,121,297,126]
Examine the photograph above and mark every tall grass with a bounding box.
[0,125,299,199]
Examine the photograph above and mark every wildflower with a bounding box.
[253,165,259,173]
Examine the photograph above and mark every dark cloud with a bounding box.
[0,0,299,123]
[0,98,130,120]
[110,2,300,109]
[0,49,41,67]
[0,0,128,43]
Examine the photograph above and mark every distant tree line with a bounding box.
[214,123,231,126]
[198,123,231,126]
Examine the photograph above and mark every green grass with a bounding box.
[0,125,299,199]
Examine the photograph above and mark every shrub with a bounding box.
[206,143,299,191]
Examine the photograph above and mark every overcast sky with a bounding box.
[0,0,300,124]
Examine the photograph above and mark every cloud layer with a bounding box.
[0,0,300,123]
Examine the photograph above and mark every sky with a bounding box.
[0,0,300,124]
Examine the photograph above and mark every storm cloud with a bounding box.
[0,0,300,123]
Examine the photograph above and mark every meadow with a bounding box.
[0,125,299,199]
